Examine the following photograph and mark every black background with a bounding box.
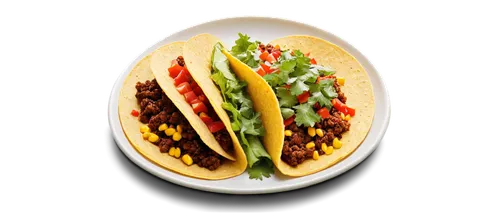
[102,8,401,197]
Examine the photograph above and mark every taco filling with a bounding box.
[132,79,230,170]
[168,56,233,153]
[230,34,356,167]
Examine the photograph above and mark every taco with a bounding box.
[182,34,274,180]
[118,41,246,180]
[221,33,375,177]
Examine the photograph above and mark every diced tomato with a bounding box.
[207,121,225,133]
[296,91,310,104]
[198,94,209,105]
[272,51,281,60]
[316,75,335,83]
[193,86,203,96]
[347,106,356,117]
[317,108,330,119]
[192,102,208,114]
[168,64,184,78]
[284,84,291,89]
[174,69,191,86]
[131,109,139,117]
[260,63,272,73]
[199,112,213,124]
[257,67,266,76]
[190,81,198,89]
[175,82,192,94]
[188,98,199,105]
[332,98,349,115]
[283,115,295,126]
[259,51,269,61]
[183,91,197,103]
[313,102,321,110]
[266,54,276,64]
[310,58,317,65]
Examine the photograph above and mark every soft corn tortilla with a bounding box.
[189,34,375,177]
[181,34,248,172]
[118,41,246,180]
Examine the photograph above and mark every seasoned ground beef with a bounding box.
[135,79,230,170]
[281,78,350,167]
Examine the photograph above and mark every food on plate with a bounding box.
[182,34,274,180]
[118,41,246,180]
[225,33,375,176]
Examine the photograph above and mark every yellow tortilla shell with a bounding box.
[181,34,248,171]
[118,41,246,180]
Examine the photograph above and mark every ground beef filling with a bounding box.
[135,79,232,170]
[281,79,350,167]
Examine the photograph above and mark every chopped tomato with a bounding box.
[313,102,321,110]
[257,67,266,76]
[317,108,330,119]
[183,91,197,103]
[332,98,350,116]
[192,102,208,114]
[283,115,295,126]
[198,94,209,105]
[260,63,272,73]
[188,99,200,105]
[190,81,198,89]
[199,113,213,124]
[168,64,183,78]
[284,84,291,89]
[347,106,356,117]
[193,86,203,96]
[259,51,269,61]
[174,69,191,86]
[175,82,192,94]
[266,54,276,64]
[207,121,225,133]
[310,58,317,65]
[131,109,139,117]
[316,75,335,83]
[296,91,310,104]
[272,51,281,60]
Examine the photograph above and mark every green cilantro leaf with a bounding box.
[309,91,333,109]
[280,108,295,119]
[276,87,298,107]
[290,80,309,96]
[294,103,321,127]
[231,33,254,55]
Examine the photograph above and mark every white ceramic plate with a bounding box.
[108,17,390,194]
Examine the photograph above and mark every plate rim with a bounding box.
[108,16,391,194]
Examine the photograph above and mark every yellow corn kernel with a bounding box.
[142,132,151,139]
[158,123,168,131]
[168,147,175,156]
[148,133,159,143]
[337,77,345,86]
[140,125,150,133]
[307,127,316,137]
[345,114,351,121]
[341,112,345,120]
[316,129,324,137]
[284,130,292,137]
[176,125,182,134]
[173,132,182,141]
[174,147,181,158]
[321,143,328,153]
[182,154,193,166]
[313,150,319,160]
[306,142,315,149]
[165,128,176,136]
[333,138,342,149]
[325,146,334,155]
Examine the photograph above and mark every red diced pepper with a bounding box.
[296,91,310,104]
[283,115,295,126]
[317,107,330,119]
